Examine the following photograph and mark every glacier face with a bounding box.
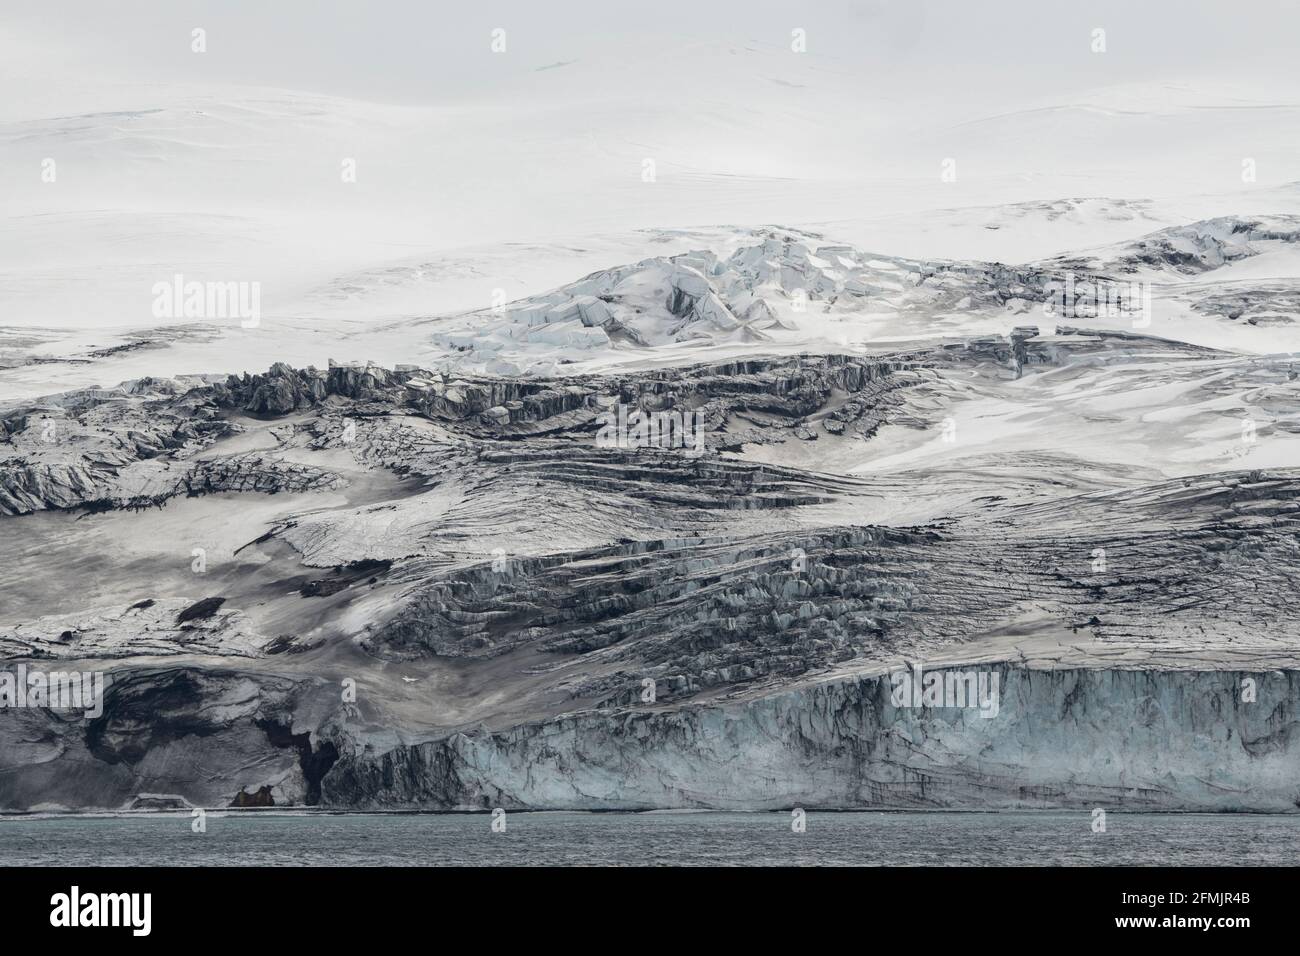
[321,666,1300,812]
[7,663,1293,813]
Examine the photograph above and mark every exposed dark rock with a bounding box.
[176,597,226,625]
[230,785,275,807]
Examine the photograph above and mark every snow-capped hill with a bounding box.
[429,230,1057,374]
[1039,215,1300,278]
[425,216,1300,377]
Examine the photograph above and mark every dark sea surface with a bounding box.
[1,810,1296,866]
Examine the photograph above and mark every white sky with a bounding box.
[5,0,1300,110]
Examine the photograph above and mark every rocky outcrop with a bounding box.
[213,361,408,414]
[0,351,938,514]
[0,667,329,811]
[0,450,343,515]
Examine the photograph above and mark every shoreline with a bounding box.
[3,807,1300,819]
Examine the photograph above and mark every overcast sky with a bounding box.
[6,0,1300,111]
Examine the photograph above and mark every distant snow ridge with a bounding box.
[432,231,1044,374]
[420,215,1300,377]
[434,233,844,360]
[1044,215,1300,276]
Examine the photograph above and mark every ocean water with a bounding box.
[1,811,1296,866]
